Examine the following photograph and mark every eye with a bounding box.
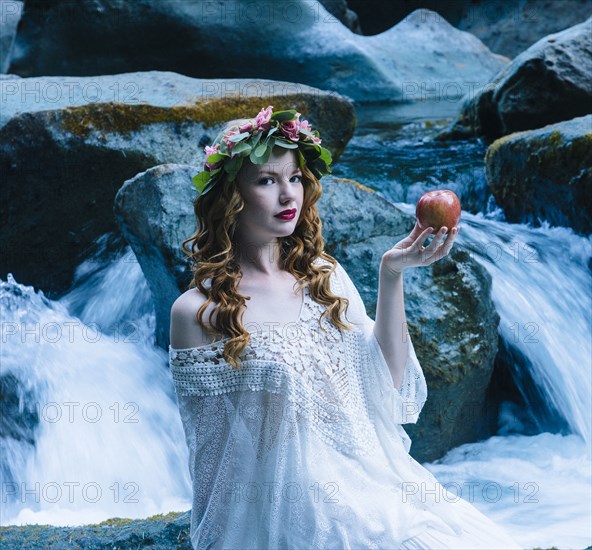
[291,174,303,183]
[258,177,274,185]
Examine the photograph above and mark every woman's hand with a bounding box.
[381,220,460,277]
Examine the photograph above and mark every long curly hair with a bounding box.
[182,119,354,369]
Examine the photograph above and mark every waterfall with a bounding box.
[2,105,590,548]
[0,235,192,526]
[398,202,592,448]
[395,203,592,549]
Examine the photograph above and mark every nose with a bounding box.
[279,178,299,205]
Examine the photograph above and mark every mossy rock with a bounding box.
[0,72,355,296]
[0,510,192,549]
[437,17,592,143]
[484,114,592,235]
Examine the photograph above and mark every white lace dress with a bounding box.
[169,259,522,550]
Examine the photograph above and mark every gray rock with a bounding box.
[9,2,506,103]
[343,0,468,36]
[0,72,355,295]
[114,164,201,348]
[438,16,592,142]
[0,0,23,74]
[347,0,592,59]
[484,114,592,235]
[456,0,592,59]
[0,510,192,549]
[319,0,362,34]
[362,9,508,103]
[114,166,501,462]
[0,507,568,549]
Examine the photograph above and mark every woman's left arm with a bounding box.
[374,221,460,389]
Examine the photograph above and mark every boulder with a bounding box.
[0,511,193,549]
[114,167,501,462]
[456,0,592,59]
[319,0,362,34]
[113,165,199,350]
[0,508,569,549]
[484,114,592,235]
[348,0,592,59]
[362,9,508,103]
[9,1,506,103]
[0,0,23,73]
[438,16,592,142]
[344,0,467,35]
[0,72,355,295]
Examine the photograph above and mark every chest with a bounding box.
[238,283,305,331]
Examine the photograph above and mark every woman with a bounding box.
[169,106,523,549]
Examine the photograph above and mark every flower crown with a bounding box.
[192,106,333,195]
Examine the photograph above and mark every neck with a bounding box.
[233,238,284,277]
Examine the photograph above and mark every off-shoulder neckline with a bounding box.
[170,284,310,353]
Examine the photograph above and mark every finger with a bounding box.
[425,226,448,251]
[443,229,457,252]
[413,226,434,250]
[408,220,424,240]
[413,220,426,232]
[445,225,460,245]
[437,226,459,257]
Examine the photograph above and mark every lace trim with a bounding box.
[170,258,378,454]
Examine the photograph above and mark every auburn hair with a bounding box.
[182,119,354,369]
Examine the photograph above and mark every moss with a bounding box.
[546,130,563,146]
[0,524,53,531]
[60,95,321,139]
[0,511,192,549]
[95,510,184,527]
[332,176,376,194]
[487,125,591,162]
[95,516,135,527]
[526,134,589,171]
[485,131,520,161]
[485,123,561,159]
[568,134,592,163]
[144,511,185,523]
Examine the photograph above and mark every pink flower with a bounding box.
[280,113,302,141]
[204,143,222,170]
[239,121,253,133]
[300,119,312,133]
[205,143,220,156]
[254,105,273,132]
[222,129,240,152]
[313,135,322,145]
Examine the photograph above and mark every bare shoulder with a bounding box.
[171,287,208,314]
[170,288,218,349]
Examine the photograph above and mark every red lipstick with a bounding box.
[274,209,296,220]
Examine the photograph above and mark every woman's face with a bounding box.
[235,148,304,244]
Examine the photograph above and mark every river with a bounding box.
[1,102,590,549]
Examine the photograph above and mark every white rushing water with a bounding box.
[1,216,591,549]
[0,236,192,526]
[397,203,592,550]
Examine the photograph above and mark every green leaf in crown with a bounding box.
[270,110,299,123]
[192,170,211,194]
[192,105,333,196]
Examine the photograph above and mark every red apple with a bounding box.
[415,190,461,233]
